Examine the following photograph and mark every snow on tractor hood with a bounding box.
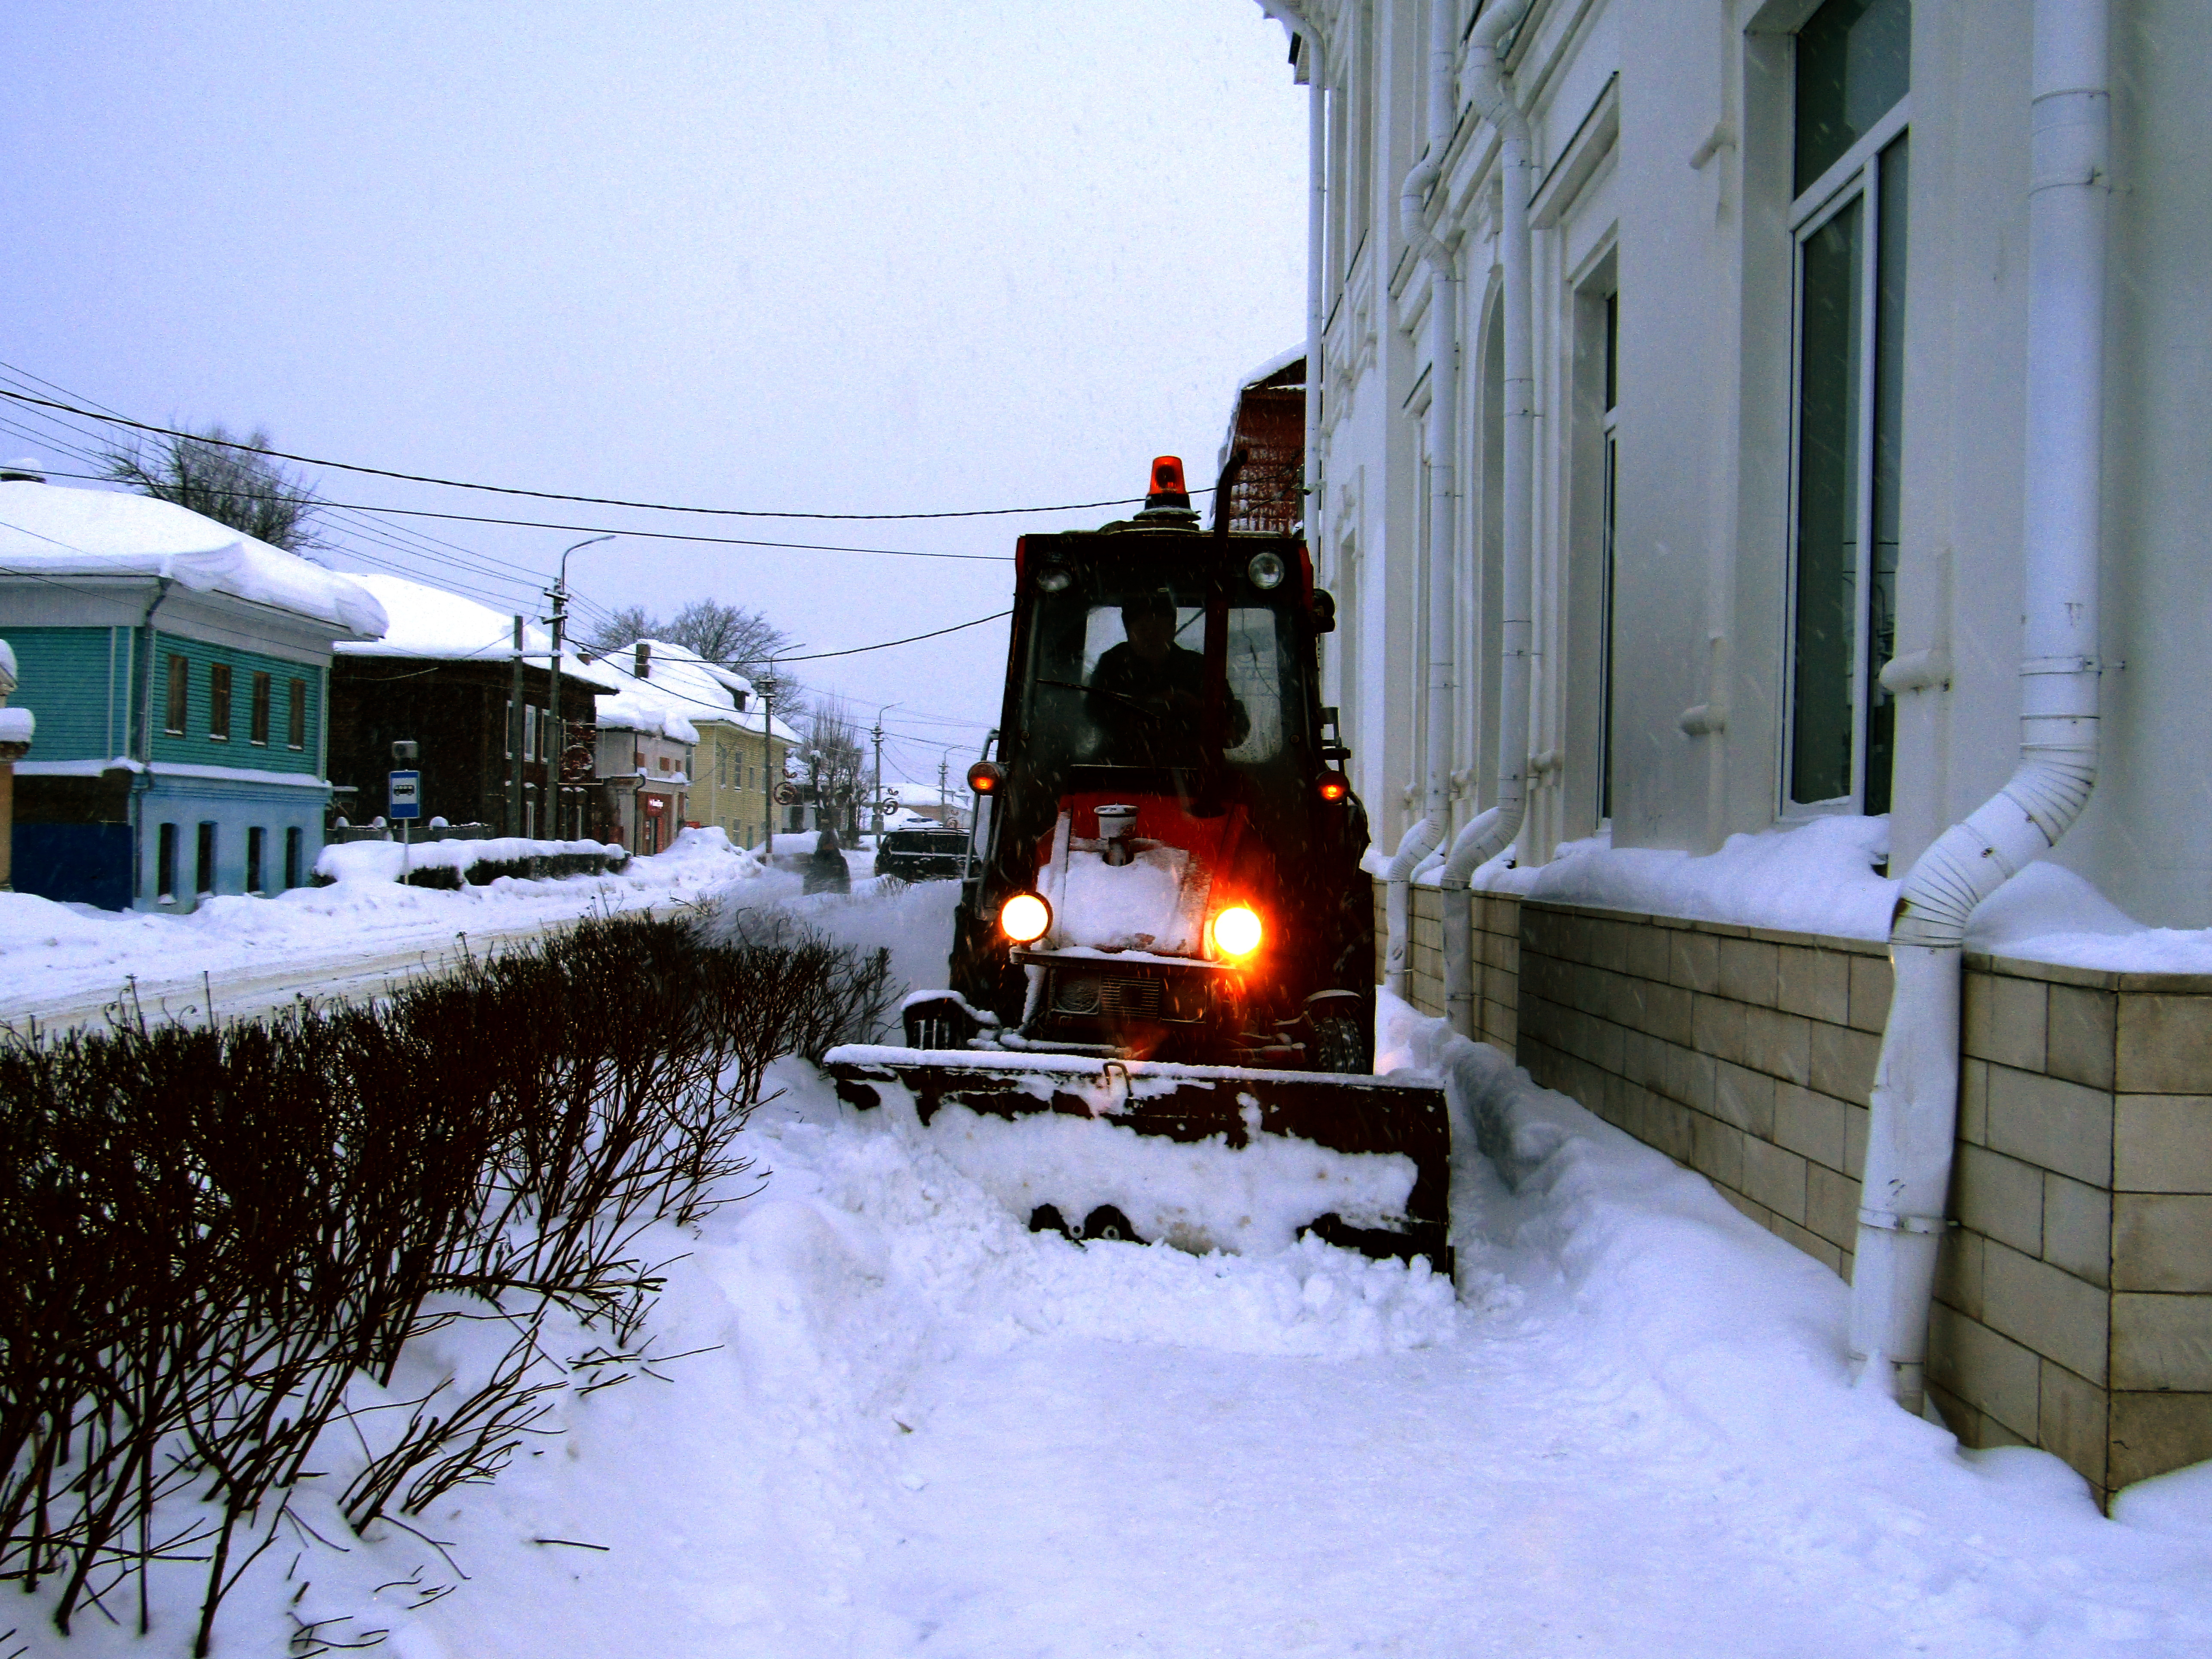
[1034,802,1241,957]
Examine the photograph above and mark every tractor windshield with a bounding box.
[1018,561,1294,779]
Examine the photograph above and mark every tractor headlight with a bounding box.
[1211,905,1263,958]
[1246,550,1287,590]
[1000,892,1052,943]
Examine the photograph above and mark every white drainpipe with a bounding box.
[1382,0,1465,998]
[1848,0,2110,1410]
[1438,0,1537,1036]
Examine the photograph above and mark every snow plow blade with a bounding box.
[823,1045,1451,1273]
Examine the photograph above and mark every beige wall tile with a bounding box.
[2047,984,2118,1092]
[1719,938,1781,1006]
[1775,1081,1848,1171]
[1649,1094,1696,1164]
[1809,1020,1881,1104]
[1849,954,1895,1034]
[1744,1005,1814,1087]
[1929,1302,2044,1442]
[2042,1174,2112,1289]
[1777,946,1852,1025]
[1960,1058,1990,1146]
[1984,1239,2109,1382]
[1844,1101,1870,1179]
[1744,1137,1809,1224]
[1926,1379,1978,1446]
[1625,923,1671,984]
[1952,1146,2044,1257]
[1986,1067,2115,1188]
[1964,972,2049,1072]
[2114,1195,2212,1293]
[2118,995,2212,1095]
[2037,1359,2110,1492]
[2109,1391,2212,1490]
[1713,1060,1779,1137]
[1668,1044,1718,1114]
[1642,981,1693,1045]
[1691,1112,1746,1191]
[1807,1162,1861,1252]
[1693,994,1750,1067]
[2115,1096,2212,1194]
[1772,1216,1844,1276]
[1719,1186,1770,1229]
[1936,1227,1987,1322]
[1671,931,1721,994]
[2113,1294,2212,1392]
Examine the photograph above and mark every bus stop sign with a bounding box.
[389,770,422,821]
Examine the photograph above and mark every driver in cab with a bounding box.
[1088,589,1247,766]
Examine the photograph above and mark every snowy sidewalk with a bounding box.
[20,883,2212,1658]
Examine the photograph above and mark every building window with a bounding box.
[289,679,307,749]
[208,662,233,740]
[165,654,188,735]
[249,672,272,745]
[1786,0,1910,813]
[157,822,178,900]
[285,826,303,889]
[196,823,216,894]
[246,826,265,893]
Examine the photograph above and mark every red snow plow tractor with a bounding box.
[826,455,1450,1271]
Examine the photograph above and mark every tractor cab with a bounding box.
[922,456,1373,1072]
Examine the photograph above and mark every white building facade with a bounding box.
[1253,0,2212,1501]
[1265,0,2205,925]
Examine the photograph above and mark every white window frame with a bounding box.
[1780,93,1909,817]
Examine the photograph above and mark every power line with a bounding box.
[774,610,1011,662]
[30,471,1013,563]
[0,382,1213,521]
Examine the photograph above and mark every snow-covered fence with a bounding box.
[0,909,894,1655]
[311,833,629,890]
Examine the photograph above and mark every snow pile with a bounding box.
[1046,843,1197,952]
[0,479,386,636]
[0,705,31,745]
[313,833,629,883]
[859,1088,1416,1256]
[1457,815,1899,939]
[1963,860,2212,974]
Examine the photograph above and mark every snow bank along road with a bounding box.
[0,830,787,1032]
[19,875,2212,1657]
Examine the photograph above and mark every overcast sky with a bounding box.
[4,1,1307,790]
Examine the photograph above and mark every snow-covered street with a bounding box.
[22,874,2210,1659]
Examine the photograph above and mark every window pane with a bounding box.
[1791,195,1864,805]
[251,672,272,744]
[165,654,188,735]
[1864,134,1909,816]
[289,680,307,748]
[209,663,232,738]
[1795,0,1910,194]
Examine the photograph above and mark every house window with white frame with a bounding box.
[1786,0,1909,814]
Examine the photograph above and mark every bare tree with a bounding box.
[99,425,326,552]
[575,600,791,676]
[577,605,658,657]
[803,697,867,840]
[666,600,793,677]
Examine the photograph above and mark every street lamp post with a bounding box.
[871,703,899,841]
[546,535,614,838]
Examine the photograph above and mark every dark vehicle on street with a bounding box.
[873,826,970,882]
[825,454,1450,1269]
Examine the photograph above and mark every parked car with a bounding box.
[873,826,970,882]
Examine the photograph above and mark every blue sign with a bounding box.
[388,770,422,821]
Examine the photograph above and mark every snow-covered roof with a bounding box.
[595,680,701,746]
[332,571,622,687]
[586,639,801,747]
[0,480,387,638]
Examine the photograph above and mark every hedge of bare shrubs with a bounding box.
[0,908,891,1656]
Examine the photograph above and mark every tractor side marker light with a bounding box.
[1317,772,1350,803]
[1000,892,1051,943]
[1036,561,1072,593]
[1211,905,1263,958]
[1247,550,1287,590]
[968,760,1006,795]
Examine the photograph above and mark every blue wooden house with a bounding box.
[0,468,386,910]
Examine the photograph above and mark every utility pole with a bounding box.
[871,702,897,841]
[547,535,612,841]
[758,667,778,853]
[508,614,525,837]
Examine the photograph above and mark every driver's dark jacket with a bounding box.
[1088,642,1248,766]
